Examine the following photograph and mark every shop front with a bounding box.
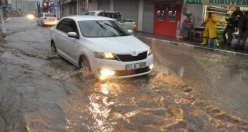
[98,0,110,10]
[154,5,182,37]
[143,0,183,37]
[59,0,77,18]
[113,0,139,29]
[182,0,248,43]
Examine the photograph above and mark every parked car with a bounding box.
[50,16,153,80]
[85,10,137,31]
[37,13,59,26]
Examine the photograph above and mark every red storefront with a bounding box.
[153,5,182,37]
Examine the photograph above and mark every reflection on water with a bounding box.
[70,69,248,131]
[101,84,109,95]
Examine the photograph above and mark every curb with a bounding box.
[135,35,248,59]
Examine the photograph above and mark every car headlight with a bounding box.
[147,48,152,56]
[94,52,118,60]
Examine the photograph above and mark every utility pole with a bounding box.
[16,0,17,11]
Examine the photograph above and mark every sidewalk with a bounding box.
[134,31,248,59]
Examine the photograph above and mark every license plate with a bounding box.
[126,62,146,70]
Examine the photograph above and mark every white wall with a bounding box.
[181,4,204,28]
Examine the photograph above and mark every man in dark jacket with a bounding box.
[222,12,239,46]
[235,7,243,20]
[237,11,248,49]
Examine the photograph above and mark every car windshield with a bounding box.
[45,14,55,17]
[78,20,130,38]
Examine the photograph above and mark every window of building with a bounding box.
[156,10,165,21]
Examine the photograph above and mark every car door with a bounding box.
[54,18,69,58]
[64,19,81,64]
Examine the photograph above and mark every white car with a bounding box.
[50,16,153,79]
[37,13,59,26]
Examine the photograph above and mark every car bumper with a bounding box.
[44,20,59,25]
[94,54,154,79]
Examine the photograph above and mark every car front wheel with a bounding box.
[51,41,57,53]
[79,55,91,71]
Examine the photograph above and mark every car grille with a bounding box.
[114,66,150,76]
[116,51,147,62]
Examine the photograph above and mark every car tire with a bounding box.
[79,55,91,71]
[51,41,57,53]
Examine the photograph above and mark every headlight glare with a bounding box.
[147,48,152,56]
[103,53,114,59]
[94,52,117,60]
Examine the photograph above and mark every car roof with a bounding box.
[89,10,120,13]
[62,15,115,21]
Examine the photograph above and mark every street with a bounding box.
[0,17,248,132]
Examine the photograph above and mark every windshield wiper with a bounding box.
[104,23,129,36]
[95,21,118,37]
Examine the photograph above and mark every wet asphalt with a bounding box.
[140,38,248,120]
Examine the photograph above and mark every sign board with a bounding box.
[184,0,248,6]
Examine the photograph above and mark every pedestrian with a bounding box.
[222,12,239,46]
[201,12,219,47]
[237,11,248,49]
[235,7,244,20]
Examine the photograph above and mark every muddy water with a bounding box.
[0,17,248,131]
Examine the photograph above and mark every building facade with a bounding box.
[58,0,184,37]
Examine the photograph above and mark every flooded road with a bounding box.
[140,38,248,121]
[0,17,248,131]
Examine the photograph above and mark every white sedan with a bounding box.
[37,13,59,26]
[50,16,153,80]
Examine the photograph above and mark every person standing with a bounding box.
[235,7,244,20]
[222,12,239,46]
[237,11,248,49]
[201,12,219,47]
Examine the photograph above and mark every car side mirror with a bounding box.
[127,30,133,35]
[68,32,79,39]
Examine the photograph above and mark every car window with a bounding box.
[45,14,55,17]
[90,12,95,16]
[103,13,111,18]
[85,12,90,15]
[67,19,79,34]
[56,19,68,33]
[112,13,118,19]
[98,12,103,16]
[78,20,130,38]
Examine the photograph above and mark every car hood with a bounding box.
[85,36,149,54]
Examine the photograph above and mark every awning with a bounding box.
[184,0,248,7]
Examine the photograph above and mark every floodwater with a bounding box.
[0,17,248,131]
